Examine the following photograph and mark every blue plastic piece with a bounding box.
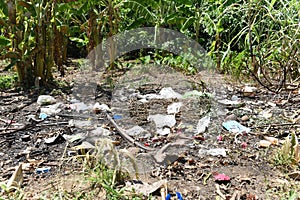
[39,113,48,120]
[176,192,183,200]
[165,194,171,200]
[113,115,122,120]
[222,120,250,133]
[36,167,51,174]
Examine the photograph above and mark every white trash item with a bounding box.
[148,114,176,128]
[167,102,182,114]
[199,148,227,157]
[196,116,210,134]
[37,95,56,105]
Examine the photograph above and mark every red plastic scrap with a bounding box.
[217,135,223,141]
[214,173,230,181]
[241,142,248,148]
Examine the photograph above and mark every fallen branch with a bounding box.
[105,113,155,151]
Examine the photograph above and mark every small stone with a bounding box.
[241,115,249,121]
[225,114,237,121]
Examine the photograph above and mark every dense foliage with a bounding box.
[0,0,299,90]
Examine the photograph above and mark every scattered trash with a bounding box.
[37,95,56,105]
[222,120,250,133]
[199,148,227,157]
[126,126,148,137]
[36,167,51,174]
[159,87,182,99]
[166,194,171,200]
[148,114,176,129]
[113,115,122,120]
[125,179,167,196]
[157,127,171,136]
[176,192,183,200]
[44,134,65,144]
[40,103,62,115]
[63,133,85,143]
[214,173,230,182]
[91,127,112,137]
[39,113,48,120]
[68,119,92,128]
[69,102,90,112]
[167,102,182,114]
[196,116,210,134]
[6,164,23,191]
[218,99,244,108]
[217,135,223,141]
[93,102,110,113]
[241,142,248,148]
[258,140,271,148]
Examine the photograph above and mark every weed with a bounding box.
[0,73,17,90]
[273,132,300,169]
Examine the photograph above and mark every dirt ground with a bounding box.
[1,62,300,199]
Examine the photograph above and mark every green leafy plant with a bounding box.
[0,73,18,90]
[273,132,300,168]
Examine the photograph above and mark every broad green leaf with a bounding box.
[17,1,36,17]
[180,17,195,32]
[0,36,10,47]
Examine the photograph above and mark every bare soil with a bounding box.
[1,62,300,199]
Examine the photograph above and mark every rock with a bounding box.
[225,114,237,121]
[241,115,249,121]
[242,86,257,97]
[154,140,187,165]
[37,95,56,105]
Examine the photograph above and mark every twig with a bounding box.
[254,122,300,128]
[215,184,226,199]
[105,113,155,151]
[4,115,15,132]
[57,114,103,120]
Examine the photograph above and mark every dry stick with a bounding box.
[254,122,300,128]
[4,115,15,132]
[215,184,226,199]
[105,113,155,151]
